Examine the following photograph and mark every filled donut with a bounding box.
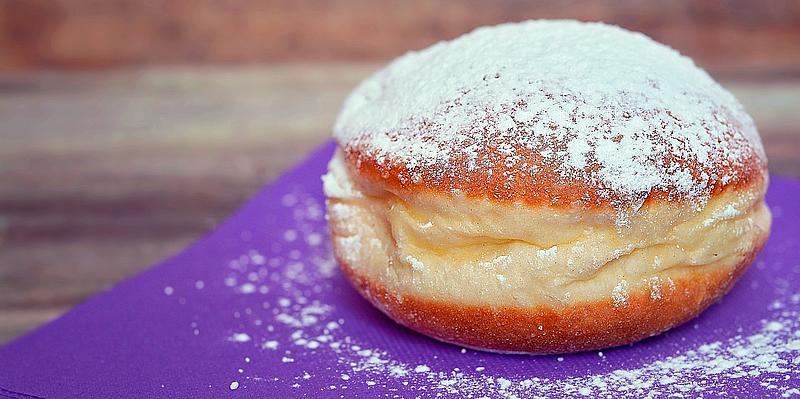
[323,20,771,354]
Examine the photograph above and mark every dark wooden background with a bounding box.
[1,0,799,344]
[2,0,800,75]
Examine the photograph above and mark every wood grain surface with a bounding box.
[1,0,800,74]
[1,64,799,344]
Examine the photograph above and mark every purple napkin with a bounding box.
[1,142,798,398]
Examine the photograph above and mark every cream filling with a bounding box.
[323,151,771,308]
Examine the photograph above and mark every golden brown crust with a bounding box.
[335,232,768,354]
[343,144,767,211]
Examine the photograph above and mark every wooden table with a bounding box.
[1,64,798,344]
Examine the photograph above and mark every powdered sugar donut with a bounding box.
[324,20,770,354]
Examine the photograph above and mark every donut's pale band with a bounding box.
[324,151,771,309]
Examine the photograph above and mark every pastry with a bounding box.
[323,20,771,353]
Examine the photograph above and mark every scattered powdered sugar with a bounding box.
[479,254,512,269]
[201,183,797,397]
[405,255,426,271]
[238,282,256,294]
[317,309,800,398]
[262,340,279,350]
[229,332,251,343]
[414,365,431,373]
[704,203,744,227]
[537,246,558,259]
[647,276,664,301]
[611,280,630,308]
[334,20,764,218]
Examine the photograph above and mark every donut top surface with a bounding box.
[334,20,766,213]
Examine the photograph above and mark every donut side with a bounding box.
[323,150,771,353]
[333,227,768,354]
[326,20,772,354]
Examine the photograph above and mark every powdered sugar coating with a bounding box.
[335,20,765,212]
